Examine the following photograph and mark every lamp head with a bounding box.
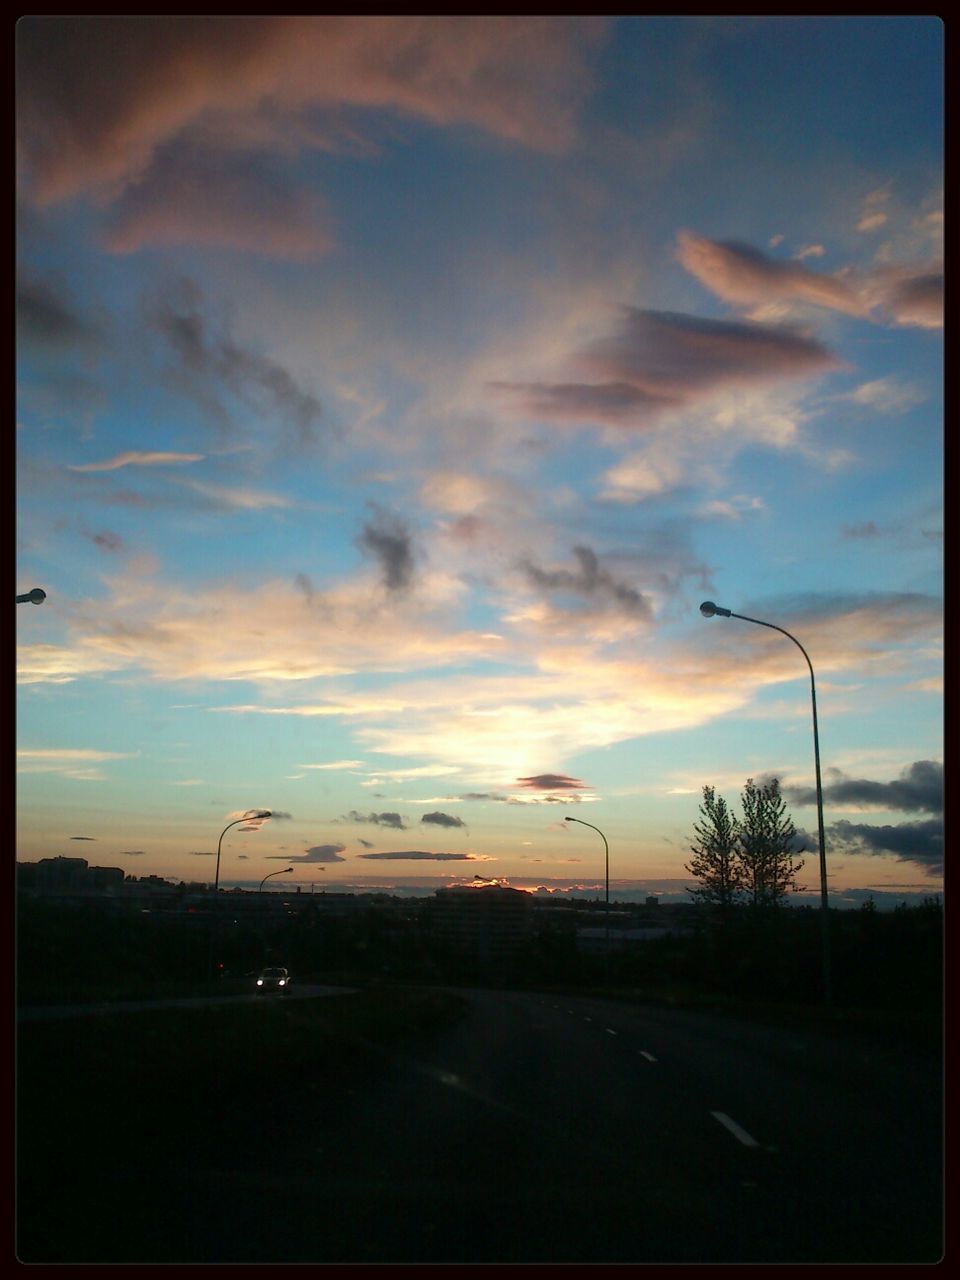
[700,600,731,618]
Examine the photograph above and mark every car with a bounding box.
[256,966,292,993]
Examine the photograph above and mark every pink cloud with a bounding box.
[677,231,866,316]
[493,307,839,428]
[17,16,607,211]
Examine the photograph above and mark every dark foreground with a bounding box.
[17,983,943,1264]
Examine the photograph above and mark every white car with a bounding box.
[256,966,291,993]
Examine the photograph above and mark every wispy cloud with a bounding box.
[67,451,205,472]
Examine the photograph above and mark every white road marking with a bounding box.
[640,1051,657,1062]
[605,1028,617,1036]
[711,1111,761,1148]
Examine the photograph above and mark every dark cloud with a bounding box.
[189,850,214,856]
[829,818,943,875]
[147,278,322,447]
[345,810,407,830]
[881,271,943,329]
[494,308,838,428]
[516,774,589,791]
[120,850,146,856]
[785,761,942,815]
[268,810,294,820]
[358,851,493,861]
[842,522,883,540]
[17,274,102,350]
[273,844,347,863]
[356,508,415,592]
[421,811,466,829]
[69,835,96,840]
[88,530,125,553]
[358,838,375,848]
[520,545,653,618]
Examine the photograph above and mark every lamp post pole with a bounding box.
[564,816,610,971]
[210,809,272,979]
[259,867,293,894]
[700,601,832,1007]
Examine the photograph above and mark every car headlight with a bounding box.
[256,979,263,986]
[278,978,286,985]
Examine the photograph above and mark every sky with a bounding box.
[16,17,943,908]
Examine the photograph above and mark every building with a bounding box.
[426,884,533,968]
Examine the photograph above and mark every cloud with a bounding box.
[69,835,96,840]
[829,818,943,875]
[268,810,294,820]
[842,377,926,415]
[16,16,606,249]
[120,850,147,856]
[345,811,408,829]
[103,142,334,259]
[516,774,589,791]
[16,748,137,776]
[356,508,416,592]
[493,307,839,429]
[785,760,942,815]
[842,522,883,540]
[299,760,365,771]
[357,850,495,861]
[17,561,500,686]
[17,273,102,350]
[147,278,323,447]
[676,232,867,316]
[67,451,206,472]
[421,811,466,829]
[873,270,943,329]
[520,545,653,619]
[275,844,346,863]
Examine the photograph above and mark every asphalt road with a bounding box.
[17,982,355,1021]
[18,986,943,1264]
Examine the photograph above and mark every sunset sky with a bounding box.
[16,17,943,906]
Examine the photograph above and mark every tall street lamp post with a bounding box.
[214,810,272,898]
[210,809,272,979]
[564,816,610,968]
[700,601,832,1007]
[259,867,293,894]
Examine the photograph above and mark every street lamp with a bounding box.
[565,816,610,966]
[213,810,272,898]
[17,588,46,604]
[700,601,832,1006]
[210,809,271,980]
[259,867,293,893]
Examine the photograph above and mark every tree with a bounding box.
[685,785,743,916]
[737,776,805,909]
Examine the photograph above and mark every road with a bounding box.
[18,986,943,1264]
[16,982,355,1021]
